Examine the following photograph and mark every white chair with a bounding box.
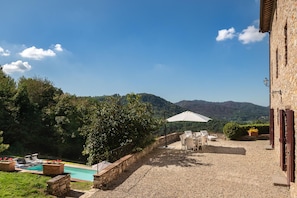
[185,137,195,150]
[194,136,202,150]
[180,134,187,150]
[200,130,209,136]
[208,134,218,141]
[184,130,192,137]
[193,132,202,138]
[24,155,34,165]
[31,153,43,164]
[201,135,208,146]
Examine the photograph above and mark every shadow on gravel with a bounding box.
[146,148,212,167]
[102,148,212,190]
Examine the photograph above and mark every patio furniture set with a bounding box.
[15,153,43,168]
[180,130,217,151]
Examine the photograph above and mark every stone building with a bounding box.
[260,0,297,196]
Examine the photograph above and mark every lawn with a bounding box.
[0,171,93,197]
[0,172,53,197]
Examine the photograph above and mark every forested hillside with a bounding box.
[176,100,269,122]
[91,94,268,122]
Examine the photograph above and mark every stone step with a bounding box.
[272,175,289,186]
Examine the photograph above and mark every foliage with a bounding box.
[240,124,269,135]
[223,122,241,140]
[83,94,161,164]
[0,172,53,197]
[223,122,270,140]
[0,131,9,153]
[0,67,269,164]
[176,100,269,122]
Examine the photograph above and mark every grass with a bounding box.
[0,172,53,197]
[71,180,93,191]
[0,171,93,197]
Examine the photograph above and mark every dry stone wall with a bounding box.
[93,132,181,189]
[269,0,297,197]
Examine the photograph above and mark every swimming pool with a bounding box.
[26,164,97,181]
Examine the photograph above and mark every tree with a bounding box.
[83,94,161,164]
[0,131,9,153]
[0,70,17,147]
[49,93,86,158]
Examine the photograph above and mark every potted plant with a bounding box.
[43,159,64,175]
[0,157,15,172]
[248,127,259,137]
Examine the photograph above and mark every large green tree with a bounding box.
[83,94,161,164]
[0,69,17,149]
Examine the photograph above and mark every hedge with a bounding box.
[223,123,269,140]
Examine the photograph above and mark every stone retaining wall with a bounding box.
[47,174,71,197]
[93,132,181,189]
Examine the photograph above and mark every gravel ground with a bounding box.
[88,139,290,198]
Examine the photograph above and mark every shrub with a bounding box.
[223,122,241,140]
[240,124,269,135]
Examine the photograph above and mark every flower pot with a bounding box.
[43,163,64,175]
[248,131,258,137]
[0,161,15,172]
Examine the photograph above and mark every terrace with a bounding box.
[89,134,290,198]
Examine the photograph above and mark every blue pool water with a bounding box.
[26,164,96,181]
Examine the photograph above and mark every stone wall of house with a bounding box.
[93,132,181,189]
[46,174,71,197]
[269,0,297,197]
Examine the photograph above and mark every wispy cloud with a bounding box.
[216,27,236,41]
[238,25,266,44]
[19,46,56,60]
[216,23,266,44]
[54,44,63,52]
[2,60,32,74]
[0,47,10,56]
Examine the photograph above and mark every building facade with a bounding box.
[260,0,297,197]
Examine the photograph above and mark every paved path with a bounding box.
[88,139,290,198]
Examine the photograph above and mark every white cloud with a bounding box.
[54,44,63,52]
[216,27,236,41]
[2,60,32,74]
[238,25,266,44]
[19,46,56,60]
[0,47,10,56]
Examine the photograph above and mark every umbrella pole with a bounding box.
[164,112,167,147]
[165,124,167,147]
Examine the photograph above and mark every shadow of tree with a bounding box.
[104,148,211,190]
[146,148,212,167]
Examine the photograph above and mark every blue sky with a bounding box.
[0,0,269,106]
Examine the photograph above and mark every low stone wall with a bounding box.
[93,132,181,189]
[47,174,71,197]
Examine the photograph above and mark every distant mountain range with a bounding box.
[91,93,269,122]
[139,93,269,122]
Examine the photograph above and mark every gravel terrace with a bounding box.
[89,139,290,198]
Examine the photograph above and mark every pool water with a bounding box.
[26,164,97,181]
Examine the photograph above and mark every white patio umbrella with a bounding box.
[163,111,211,147]
[166,111,211,123]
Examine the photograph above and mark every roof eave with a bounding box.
[259,0,275,33]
